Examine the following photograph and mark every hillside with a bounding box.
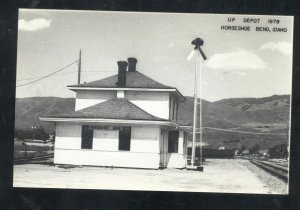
[14,95,291,150]
[178,95,290,150]
[15,97,75,131]
[178,95,290,127]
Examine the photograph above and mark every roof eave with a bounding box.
[173,88,186,102]
[40,117,177,127]
[67,87,185,101]
[68,87,176,91]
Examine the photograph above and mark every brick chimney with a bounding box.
[116,61,128,87]
[127,57,137,72]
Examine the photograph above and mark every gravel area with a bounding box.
[242,160,288,194]
[13,159,270,194]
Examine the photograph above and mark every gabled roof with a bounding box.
[68,71,173,89]
[41,98,168,121]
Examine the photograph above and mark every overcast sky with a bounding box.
[16,9,293,101]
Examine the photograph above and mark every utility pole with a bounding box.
[77,49,82,84]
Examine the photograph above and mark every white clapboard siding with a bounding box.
[54,149,160,169]
[125,91,169,119]
[130,140,159,153]
[132,126,158,139]
[56,123,81,137]
[93,130,119,151]
[54,124,162,168]
[131,126,159,153]
[55,137,82,149]
[75,90,116,110]
[55,123,81,149]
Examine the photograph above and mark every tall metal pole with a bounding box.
[198,50,203,167]
[191,37,207,168]
[77,49,82,84]
[191,51,198,167]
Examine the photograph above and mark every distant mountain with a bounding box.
[178,95,290,150]
[14,95,290,150]
[178,94,290,127]
[14,97,75,131]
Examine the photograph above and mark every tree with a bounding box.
[249,144,260,154]
[35,126,49,141]
[238,145,246,154]
[14,129,31,140]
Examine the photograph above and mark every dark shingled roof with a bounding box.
[68,71,174,89]
[43,98,168,121]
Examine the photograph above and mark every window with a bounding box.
[174,102,178,121]
[168,131,179,153]
[118,126,131,151]
[172,100,176,120]
[81,125,93,149]
[169,96,172,120]
[169,95,178,121]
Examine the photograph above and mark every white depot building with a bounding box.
[40,58,191,169]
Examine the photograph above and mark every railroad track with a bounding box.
[14,154,54,165]
[250,160,288,182]
[267,160,288,168]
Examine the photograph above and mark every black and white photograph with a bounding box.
[13,9,293,194]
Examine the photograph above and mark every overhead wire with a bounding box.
[16,70,116,82]
[16,60,79,87]
[17,70,116,82]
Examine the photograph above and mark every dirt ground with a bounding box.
[13,159,277,194]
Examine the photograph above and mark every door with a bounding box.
[168,131,179,153]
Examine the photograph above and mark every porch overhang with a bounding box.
[39,117,178,127]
